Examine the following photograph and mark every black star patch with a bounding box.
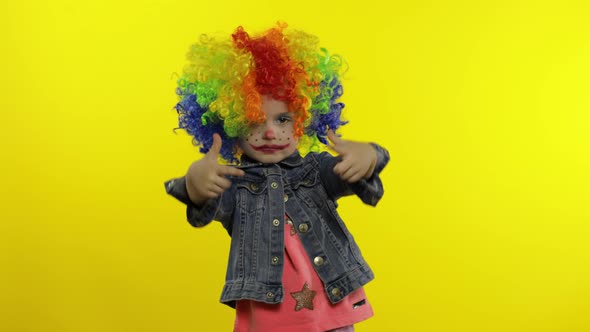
[290,282,317,311]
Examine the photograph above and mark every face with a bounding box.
[239,95,299,164]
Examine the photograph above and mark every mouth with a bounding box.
[251,143,290,154]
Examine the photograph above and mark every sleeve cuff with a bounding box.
[164,176,218,227]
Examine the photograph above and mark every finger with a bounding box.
[202,190,220,200]
[347,171,365,183]
[211,184,225,197]
[207,183,226,196]
[332,161,342,175]
[207,133,222,158]
[213,176,232,190]
[327,129,342,144]
[218,165,245,177]
[326,142,344,156]
[340,166,359,182]
[327,130,346,154]
[333,159,353,176]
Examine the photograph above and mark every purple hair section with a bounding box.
[306,77,348,144]
[174,89,238,163]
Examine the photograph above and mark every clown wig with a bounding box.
[174,23,348,163]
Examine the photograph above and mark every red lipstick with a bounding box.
[251,143,289,154]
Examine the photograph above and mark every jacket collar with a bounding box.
[239,150,304,168]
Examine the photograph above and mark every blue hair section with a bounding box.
[306,77,348,144]
[174,89,238,163]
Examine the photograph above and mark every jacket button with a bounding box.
[249,183,258,191]
[284,194,288,202]
[272,219,280,226]
[271,256,279,265]
[313,256,324,266]
[298,223,309,233]
[271,182,278,189]
[266,292,274,298]
[331,287,342,297]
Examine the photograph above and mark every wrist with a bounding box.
[363,147,378,179]
[185,176,207,206]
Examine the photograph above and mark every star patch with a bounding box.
[290,282,317,311]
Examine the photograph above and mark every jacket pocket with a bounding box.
[292,171,325,205]
[236,180,267,213]
[291,171,319,190]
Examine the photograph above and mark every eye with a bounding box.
[276,115,292,125]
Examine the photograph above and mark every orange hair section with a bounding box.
[232,24,312,138]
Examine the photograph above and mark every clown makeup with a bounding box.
[239,95,299,164]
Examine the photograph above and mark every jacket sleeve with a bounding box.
[316,143,390,206]
[164,176,233,228]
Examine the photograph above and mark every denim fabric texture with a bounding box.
[164,143,389,308]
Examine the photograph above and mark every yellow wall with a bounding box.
[2,1,589,331]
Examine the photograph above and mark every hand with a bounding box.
[327,130,377,183]
[185,134,245,205]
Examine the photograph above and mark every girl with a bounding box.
[165,23,389,332]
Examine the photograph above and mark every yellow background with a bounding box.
[1,1,589,331]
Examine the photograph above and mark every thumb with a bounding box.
[327,129,345,154]
[207,133,222,158]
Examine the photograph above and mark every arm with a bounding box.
[164,134,244,228]
[164,176,229,227]
[317,131,390,206]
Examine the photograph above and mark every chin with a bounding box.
[257,156,284,164]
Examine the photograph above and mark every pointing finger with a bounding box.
[218,165,245,177]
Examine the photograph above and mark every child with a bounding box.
[165,23,389,332]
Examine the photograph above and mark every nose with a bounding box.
[262,127,275,140]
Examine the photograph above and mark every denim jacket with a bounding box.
[164,143,389,308]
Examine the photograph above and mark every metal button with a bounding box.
[249,183,258,191]
[298,223,309,233]
[266,292,274,298]
[271,256,279,265]
[331,287,341,297]
[271,182,278,189]
[283,194,288,202]
[272,219,280,226]
[313,256,324,266]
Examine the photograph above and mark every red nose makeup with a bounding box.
[263,128,275,139]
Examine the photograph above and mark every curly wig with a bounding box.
[174,23,348,163]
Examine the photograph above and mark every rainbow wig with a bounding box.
[174,23,348,163]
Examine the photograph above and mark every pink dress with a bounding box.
[234,215,373,332]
